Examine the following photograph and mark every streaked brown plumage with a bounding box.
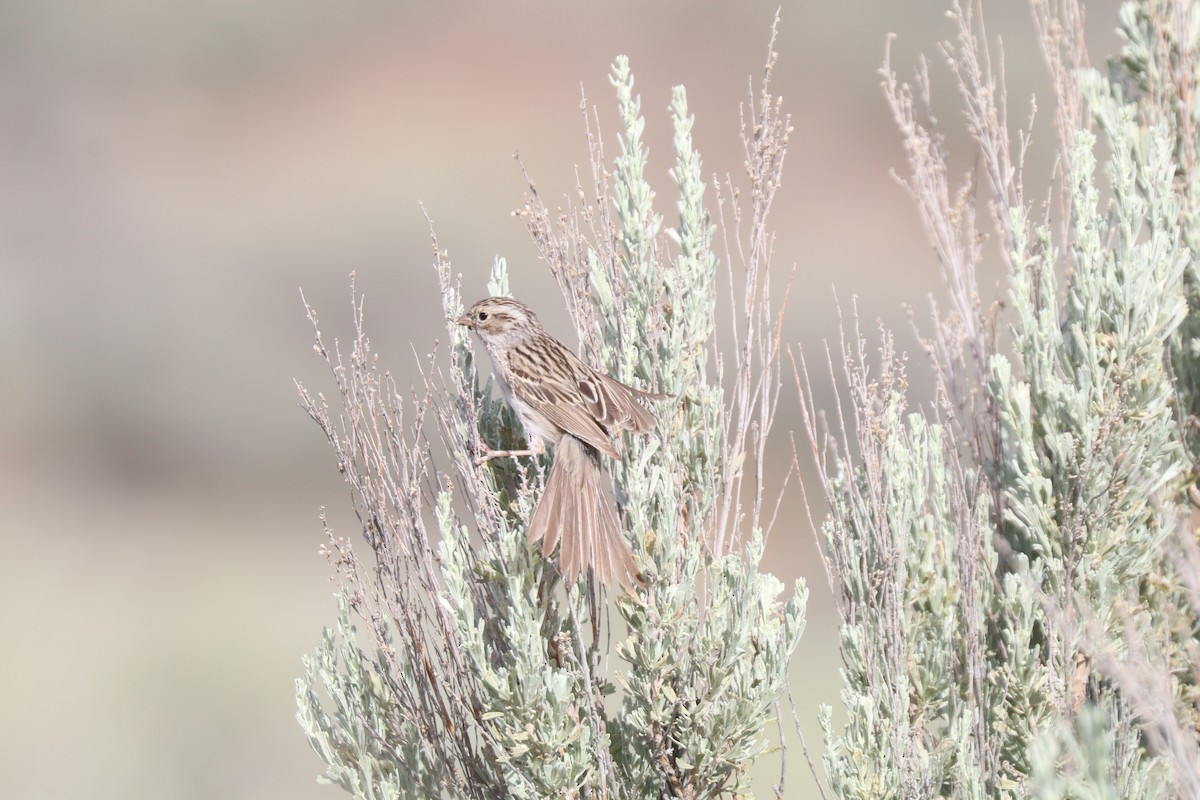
[456,296,658,589]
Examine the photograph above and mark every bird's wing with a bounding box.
[519,378,620,458]
[587,372,659,435]
[506,347,620,459]
[507,338,659,460]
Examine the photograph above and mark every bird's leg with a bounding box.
[474,446,537,466]
[474,435,545,466]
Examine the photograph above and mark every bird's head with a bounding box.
[456,296,542,346]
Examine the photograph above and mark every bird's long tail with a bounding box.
[527,434,639,589]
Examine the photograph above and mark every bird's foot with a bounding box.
[474,444,537,466]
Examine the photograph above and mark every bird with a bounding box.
[456,296,659,589]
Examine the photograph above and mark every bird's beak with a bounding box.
[455,313,473,329]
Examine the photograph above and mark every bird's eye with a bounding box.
[477,311,489,321]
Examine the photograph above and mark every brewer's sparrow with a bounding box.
[457,296,658,589]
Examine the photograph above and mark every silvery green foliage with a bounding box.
[596,56,803,797]
[297,595,445,800]
[804,1,1200,797]
[1107,0,1200,469]
[295,44,804,799]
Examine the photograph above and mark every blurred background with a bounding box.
[1,2,1122,798]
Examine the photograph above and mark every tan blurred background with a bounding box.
[0,2,1121,798]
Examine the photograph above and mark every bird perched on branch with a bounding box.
[457,296,659,589]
